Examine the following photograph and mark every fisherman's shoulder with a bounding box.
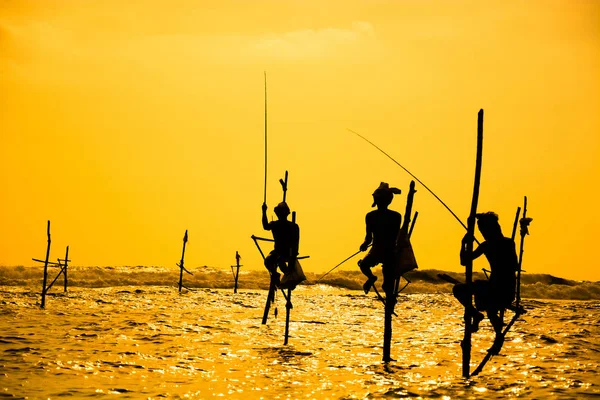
[385,209,401,220]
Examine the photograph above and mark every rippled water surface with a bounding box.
[1,286,599,399]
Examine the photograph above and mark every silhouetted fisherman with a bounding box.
[453,212,518,354]
[262,201,300,286]
[358,182,402,296]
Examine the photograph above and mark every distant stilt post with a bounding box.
[62,246,69,292]
[516,197,531,310]
[462,109,484,378]
[178,230,189,292]
[41,221,51,309]
[284,212,297,345]
[232,251,242,294]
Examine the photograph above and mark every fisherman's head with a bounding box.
[274,202,290,219]
[372,182,401,208]
[476,212,503,240]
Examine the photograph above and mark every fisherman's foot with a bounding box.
[469,311,485,333]
[363,276,377,294]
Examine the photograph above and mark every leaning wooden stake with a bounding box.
[284,211,297,345]
[178,230,189,292]
[462,109,484,378]
[40,221,51,309]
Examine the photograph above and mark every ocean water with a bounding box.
[1,275,599,399]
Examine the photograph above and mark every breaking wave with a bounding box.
[1,265,598,300]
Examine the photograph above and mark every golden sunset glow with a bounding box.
[1,0,598,280]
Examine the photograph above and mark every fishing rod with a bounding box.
[316,245,370,282]
[263,71,268,204]
[348,128,475,239]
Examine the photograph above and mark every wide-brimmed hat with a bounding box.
[372,182,401,207]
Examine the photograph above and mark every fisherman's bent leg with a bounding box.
[358,253,377,279]
[264,252,278,274]
[358,253,378,294]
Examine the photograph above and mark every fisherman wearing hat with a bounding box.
[262,201,300,286]
[358,182,402,296]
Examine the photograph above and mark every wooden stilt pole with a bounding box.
[233,251,241,294]
[178,230,188,293]
[516,197,530,310]
[462,109,484,378]
[284,211,297,345]
[41,221,51,309]
[511,207,522,241]
[408,211,418,239]
[63,246,69,292]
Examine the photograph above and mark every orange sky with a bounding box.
[1,0,598,281]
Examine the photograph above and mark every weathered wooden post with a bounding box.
[511,207,522,241]
[516,197,531,310]
[61,246,69,292]
[283,211,297,345]
[462,109,484,378]
[40,220,51,309]
[231,251,242,293]
[178,230,190,292]
[408,211,418,238]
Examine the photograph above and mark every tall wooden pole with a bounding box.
[284,211,297,345]
[41,220,51,309]
[178,230,188,293]
[408,211,418,239]
[63,246,69,292]
[516,197,529,310]
[511,207,522,241]
[234,251,241,294]
[462,109,484,378]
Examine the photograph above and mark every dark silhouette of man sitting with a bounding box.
[453,212,518,354]
[262,202,299,286]
[358,182,402,296]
